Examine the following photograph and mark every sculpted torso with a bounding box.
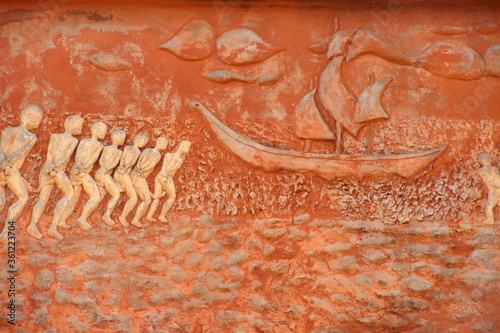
[0,126,38,170]
[45,133,78,172]
[99,146,122,174]
[116,145,141,175]
[161,153,184,178]
[73,138,104,174]
[480,166,500,191]
[134,148,161,178]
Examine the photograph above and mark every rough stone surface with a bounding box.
[36,271,55,289]
[1,2,500,332]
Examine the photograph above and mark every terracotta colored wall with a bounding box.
[1,1,500,332]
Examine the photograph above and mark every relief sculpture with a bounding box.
[479,153,500,226]
[0,106,43,243]
[60,122,107,237]
[27,115,84,240]
[114,134,149,227]
[130,137,168,228]
[96,129,127,227]
[187,22,449,180]
[147,140,191,224]
[1,3,500,332]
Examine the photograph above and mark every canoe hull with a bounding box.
[188,101,446,180]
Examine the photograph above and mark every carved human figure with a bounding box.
[146,140,191,223]
[114,134,149,227]
[478,153,500,226]
[0,106,43,243]
[95,129,126,226]
[27,115,84,240]
[60,122,107,233]
[130,136,168,228]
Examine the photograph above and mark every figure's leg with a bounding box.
[98,185,106,203]
[118,174,137,227]
[59,176,82,228]
[27,184,53,239]
[159,178,176,224]
[49,172,76,240]
[0,184,5,216]
[484,190,500,225]
[131,177,151,228]
[0,185,5,243]
[102,175,121,226]
[146,177,163,222]
[77,174,101,230]
[4,169,29,223]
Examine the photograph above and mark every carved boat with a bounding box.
[188,101,447,180]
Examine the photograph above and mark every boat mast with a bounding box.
[332,16,344,154]
[365,72,375,154]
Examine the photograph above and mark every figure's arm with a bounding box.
[122,149,140,170]
[160,154,173,174]
[493,167,500,188]
[53,140,78,168]
[110,150,122,171]
[7,135,38,166]
[98,148,113,171]
[0,130,7,156]
[0,151,6,168]
[166,158,183,175]
[45,135,55,165]
[82,145,103,171]
[137,152,160,174]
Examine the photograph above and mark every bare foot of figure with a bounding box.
[76,218,92,231]
[118,215,129,228]
[102,214,115,226]
[158,215,169,224]
[27,223,43,240]
[58,221,71,229]
[47,227,64,241]
[146,215,157,223]
[131,219,144,229]
[483,219,495,226]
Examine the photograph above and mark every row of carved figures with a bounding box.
[0,106,190,242]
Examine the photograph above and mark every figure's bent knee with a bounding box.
[65,187,75,198]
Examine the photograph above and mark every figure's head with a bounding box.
[20,105,43,130]
[64,115,84,135]
[134,134,149,148]
[91,122,107,140]
[178,140,191,155]
[479,153,492,166]
[111,129,126,146]
[156,136,169,150]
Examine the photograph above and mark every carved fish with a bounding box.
[476,21,499,35]
[202,70,256,83]
[258,72,282,86]
[159,19,215,60]
[327,29,357,59]
[345,29,415,65]
[483,45,500,77]
[88,54,133,71]
[416,41,485,80]
[0,9,49,26]
[344,30,492,80]
[216,28,286,65]
[433,25,468,36]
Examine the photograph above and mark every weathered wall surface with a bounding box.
[1,0,500,332]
